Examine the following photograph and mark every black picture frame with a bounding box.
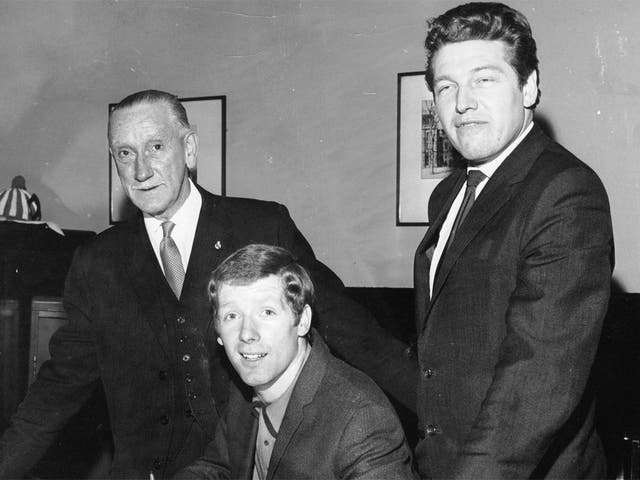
[396,72,454,226]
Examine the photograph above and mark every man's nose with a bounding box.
[239,317,259,343]
[134,155,153,182]
[455,85,477,114]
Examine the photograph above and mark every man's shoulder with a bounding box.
[201,188,283,211]
[201,189,289,221]
[318,351,393,409]
[523,135,606,193]
[77,220,137,255]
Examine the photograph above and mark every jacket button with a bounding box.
[185,373,193,383]
[158,370,167,380]
[425,424,441,436]
[177,316,186,324]
[423,368,434,378]
[182,354,191,362]
[190,392,198,400]
[152,459,162,470]
[160,415,169,425]
[404,342,416,359]
[178,335,187,343]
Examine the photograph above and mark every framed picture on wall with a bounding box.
[109,95,226,224]
[396,71,456,226]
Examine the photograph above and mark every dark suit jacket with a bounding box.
[413,125,614,479]
[176,332,416,480]
[0,187,416,479]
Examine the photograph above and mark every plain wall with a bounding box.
[0,0,638,290]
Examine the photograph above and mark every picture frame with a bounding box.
[109,95,226,224]
[396,72,455,226]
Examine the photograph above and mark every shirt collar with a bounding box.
[143,178,202,233]
[254,338,311,433]
[256,338,309,405]
[468,120,534,178]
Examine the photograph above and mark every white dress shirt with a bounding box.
[429,121,534,298]
[143,178,202,275]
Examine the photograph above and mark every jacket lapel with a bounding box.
[180,187,234,307]
[123,216,172,356]
[228,383,259,480]
[415,170,466,333]
[266,332,328,480]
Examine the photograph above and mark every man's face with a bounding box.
[432,39,537,164]
[109,101,197,220]
[216,275,311,393]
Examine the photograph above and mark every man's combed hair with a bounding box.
[424,2,540,108]
[108,89,191,137]
[208,244,315,324]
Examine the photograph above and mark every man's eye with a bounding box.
[117,150,133,160]
[263,309,276,316]
[152,144,163,151]
[222,312,238,322]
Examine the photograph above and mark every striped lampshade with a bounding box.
[0,187,33,220]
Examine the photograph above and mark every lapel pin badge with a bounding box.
[214,240,222,250]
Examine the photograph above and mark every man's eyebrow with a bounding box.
[433,65,506,84]
[470,65,505,75]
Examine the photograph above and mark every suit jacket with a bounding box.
[0,187,416,479]
[413,125,614,479]
[176,332,416,480]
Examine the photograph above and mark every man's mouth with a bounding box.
[456,120,486,128]
[134,185,160,192]
[240,353,267,361]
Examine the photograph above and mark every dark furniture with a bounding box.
[1,222,95,424]
[0,221,110,478]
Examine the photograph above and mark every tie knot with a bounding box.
[161,221,175,238]
[466,170,486,188]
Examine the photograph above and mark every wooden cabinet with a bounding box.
[0,222,95,426]
[0,222,113,478]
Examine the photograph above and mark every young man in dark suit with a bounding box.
[176,244,416,480]
[0,90,416,479]
[414,3,613,478]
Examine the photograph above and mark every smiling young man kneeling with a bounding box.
[175,244,415,480]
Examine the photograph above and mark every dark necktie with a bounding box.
[160,221,185,299]
[447,169,487,244]
[252,400,278,437]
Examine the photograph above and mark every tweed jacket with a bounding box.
[176,332,417,480]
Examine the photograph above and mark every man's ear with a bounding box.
[184,131,199,171]
[297,305,312,337]
[217,337,224,346]
[522,70,538,109]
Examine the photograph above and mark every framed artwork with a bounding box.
[396,72,455,226]
[109,95,226,224]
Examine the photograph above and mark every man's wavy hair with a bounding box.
[424,2,540,108]
[208,244,314,326]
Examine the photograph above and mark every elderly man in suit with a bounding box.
[176,244,416,480]
[0,90,416,479]
[413,3,613,479]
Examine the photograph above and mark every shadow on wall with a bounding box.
[1,72,111,231]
